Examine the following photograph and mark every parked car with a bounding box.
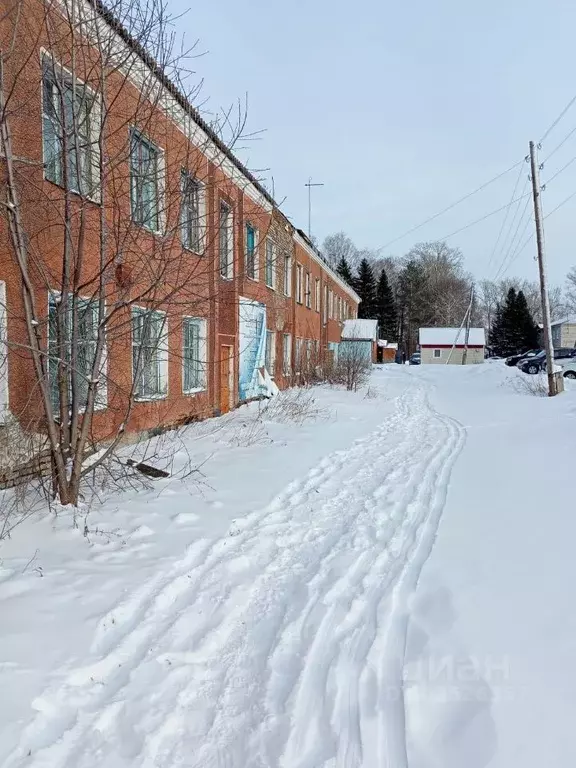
[562,360,576,380]
[505,349,540,367]
[409,353,421,365]
[519,348,576,374]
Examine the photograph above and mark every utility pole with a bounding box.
[461,286,474,365]
[529,141,557,396]
[304,178,324,240]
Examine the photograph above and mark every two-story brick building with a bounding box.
[0,0,359,446]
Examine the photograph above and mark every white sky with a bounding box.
[169,0,576,286]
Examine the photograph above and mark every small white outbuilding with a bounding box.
[418,327,486,365]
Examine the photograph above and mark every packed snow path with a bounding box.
[6,381,465,768]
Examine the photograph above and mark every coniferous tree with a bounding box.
[336,255,356,288]
[489,287,539,355]
[356,258,377,319]
[375,267,397,341]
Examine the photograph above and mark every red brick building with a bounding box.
[0,0,359,445]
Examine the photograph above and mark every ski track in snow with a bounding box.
[6,379,466,768]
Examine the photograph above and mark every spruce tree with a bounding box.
[375,267,397,341]
[336,255,355,288]
[356,258,377,319]
[489,288,539,355]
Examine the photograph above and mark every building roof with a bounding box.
[89,0,359,305]
[551,316,576,327]
[342,319,378,340]
[419,327,486,346]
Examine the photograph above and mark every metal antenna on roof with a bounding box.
[304,177,324,239]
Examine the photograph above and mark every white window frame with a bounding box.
[329,290,334,320]
[265,329,276,375]
[130,128,165,234]
[0,281,8,421]
[265,238,276,289]
[41,51,101,202]
[219,200,234,279]
[245,221,259,281]
[283,253,292,297]
[305,271,311,309]
[131,306,168,401]
[182,317,207,394]
[180,169,205,254]
[323,284,328,325]
[296,264,303,304]
[434,349,442,359]
[315,278,321,312]
[48,290,107,413]
[282,333,292,375]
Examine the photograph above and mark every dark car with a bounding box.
[505,349,540,367]
[519,348,576,374]
[409,353,421,365]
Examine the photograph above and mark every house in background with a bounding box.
[551,317,576,349]
[419,327,486,365]
[340,319,379,364]
[377,340,398,363]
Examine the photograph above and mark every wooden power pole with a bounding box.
[529,141,557,396]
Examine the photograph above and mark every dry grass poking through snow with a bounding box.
[507,373,549,397]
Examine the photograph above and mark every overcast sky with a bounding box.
[170,0,576,286]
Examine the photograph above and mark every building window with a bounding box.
[219,201,233,278]
[296,264,303,304]
[42,58,97,197]
[182,317,206,393]
[265,329,275,374]
[323,284,328,324]
[295,338,303,371]
[315,279,321,312]
[282,333,292,375]
[180,170,203,252]
[245,223,258,280]
[130,130,161,231]
[434,349,442,359]
[265,239,276,288]
[329,290,334,320]
[132,307,168,399]
[48,293,103,412]
[283,253,292,296]
[305,272,311,309]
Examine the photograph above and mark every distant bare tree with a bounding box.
[566,267,576,314]
[322,232,358,270]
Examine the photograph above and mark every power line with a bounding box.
[542,124,576,163]
[438,191,531,242]
[492,193,532,280]
[539,93,576,144]
[486,163,527,274]
[543,153,576,186]
[376,160,523,252]
[545,188,576,217]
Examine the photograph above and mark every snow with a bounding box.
[1,365,575,767]
[419,327,486,346]
[341,319,378,340]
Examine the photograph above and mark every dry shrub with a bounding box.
[508,373,549,397]
[259,387,329,425]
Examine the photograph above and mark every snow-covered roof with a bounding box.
[341,319,378,340]
[551,316,576,327]
[419,327,486,346]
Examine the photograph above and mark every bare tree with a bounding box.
[0,0,263,505]
[322,232,358,270]
[566,267,576,314]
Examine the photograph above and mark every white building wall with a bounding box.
[421,346,484,365]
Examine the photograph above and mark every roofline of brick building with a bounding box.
[89,0,360,307]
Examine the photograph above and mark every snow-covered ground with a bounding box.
[0,364,574,767]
